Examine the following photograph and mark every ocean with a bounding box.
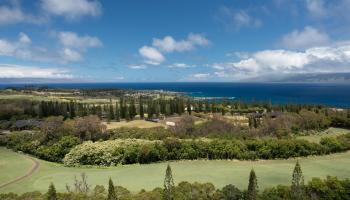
[1,82,349,108]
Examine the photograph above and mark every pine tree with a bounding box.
[291,160,304,200]
[139,97,144,119]
[247,169,258,200]
[163,164,175,200]
[125,105,130,121]
[69,101,75,119]
[115,101,120,122]
[187,100,192,115]
[147,101,153,118]
[129,99,137,119]
[107,178,117,200]
[248,117,254,128]
[47,182,57,200]
[108,104,115,121]
[97,105,102,119]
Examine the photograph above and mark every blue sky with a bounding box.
[0,0,350,82]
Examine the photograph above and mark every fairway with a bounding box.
[0,148,350,194]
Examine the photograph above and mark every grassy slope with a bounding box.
[297,127,350,143]
[0,150,33,185]
[0,148,350,194]
[103,120,165,129]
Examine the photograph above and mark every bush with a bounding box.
[63,135,350,166]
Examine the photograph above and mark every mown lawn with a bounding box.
[1,147,350,194]
[0,149,33,186]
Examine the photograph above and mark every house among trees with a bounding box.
[11,119,41,131]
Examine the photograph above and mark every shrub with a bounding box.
[63,136,350,166]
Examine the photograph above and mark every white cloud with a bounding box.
[0,32,32,58]
[60,48,82,62]
[128,64,147,69]
[18,32,31,44]
[192,73,210,79]
[139,46,165,65]
[217,6,262,31]
[0,64,72,79]
[0,1,44,25]
[58,31,102,50]
[306,0,327,18]
[114,76,125,80]
[41,0,101,20]
[0,3,25,25]
[168,63,195,68]
[0,32,100,63]
[305,0,350,22]
[212,42,350,80]
[139,33,209,65]
[281,26,329,49]
[152,33,209,53]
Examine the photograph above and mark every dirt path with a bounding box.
[0,155,40,189]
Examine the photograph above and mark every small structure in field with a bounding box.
[146,117,160,123]
[165,121,176,127]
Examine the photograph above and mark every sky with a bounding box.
[0,0,350,82]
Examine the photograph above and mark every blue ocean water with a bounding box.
[1,82,349,108]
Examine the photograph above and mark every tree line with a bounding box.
[3,97,350,123]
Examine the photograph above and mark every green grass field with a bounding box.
[1,148,350,194]
[103,120,165,129]
[0,149,34,186]
[297,127,350,143]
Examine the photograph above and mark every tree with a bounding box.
[222,184,242,200]
[109,104,115,121]
[120,97,126,119]
[74,115,107,141]
[69,101,76,119]
[47,182,57,200]
[291,160,304,200]
[186,100,192,115]
[129,99,137,119]
[115,101,120,122]
[107,178,117,200]
[40,116,64,142]
[247,169,258,200]
[139,97,144,119]
[163,164,175,200]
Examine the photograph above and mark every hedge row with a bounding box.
[64,134,350,166]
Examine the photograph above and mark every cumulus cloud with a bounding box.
[0,32,101,63]
[139,46,165,65]
[41,0,101,20]
[0,64,72,79]
[212,42,350,80]
[18,32,31,44]
[0,0,101,25]
[128,64,147,69]
[153,33,209,53]
[281,26,329,49]
[0,1,45,25]
[192,73,210,80]
[306,0,327,18]
[58,31,102,50]
[139,33,209,65]
[60,48,82,62]
[216,6,262,31]
[0,32,33,59]
[168,63,195,68]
